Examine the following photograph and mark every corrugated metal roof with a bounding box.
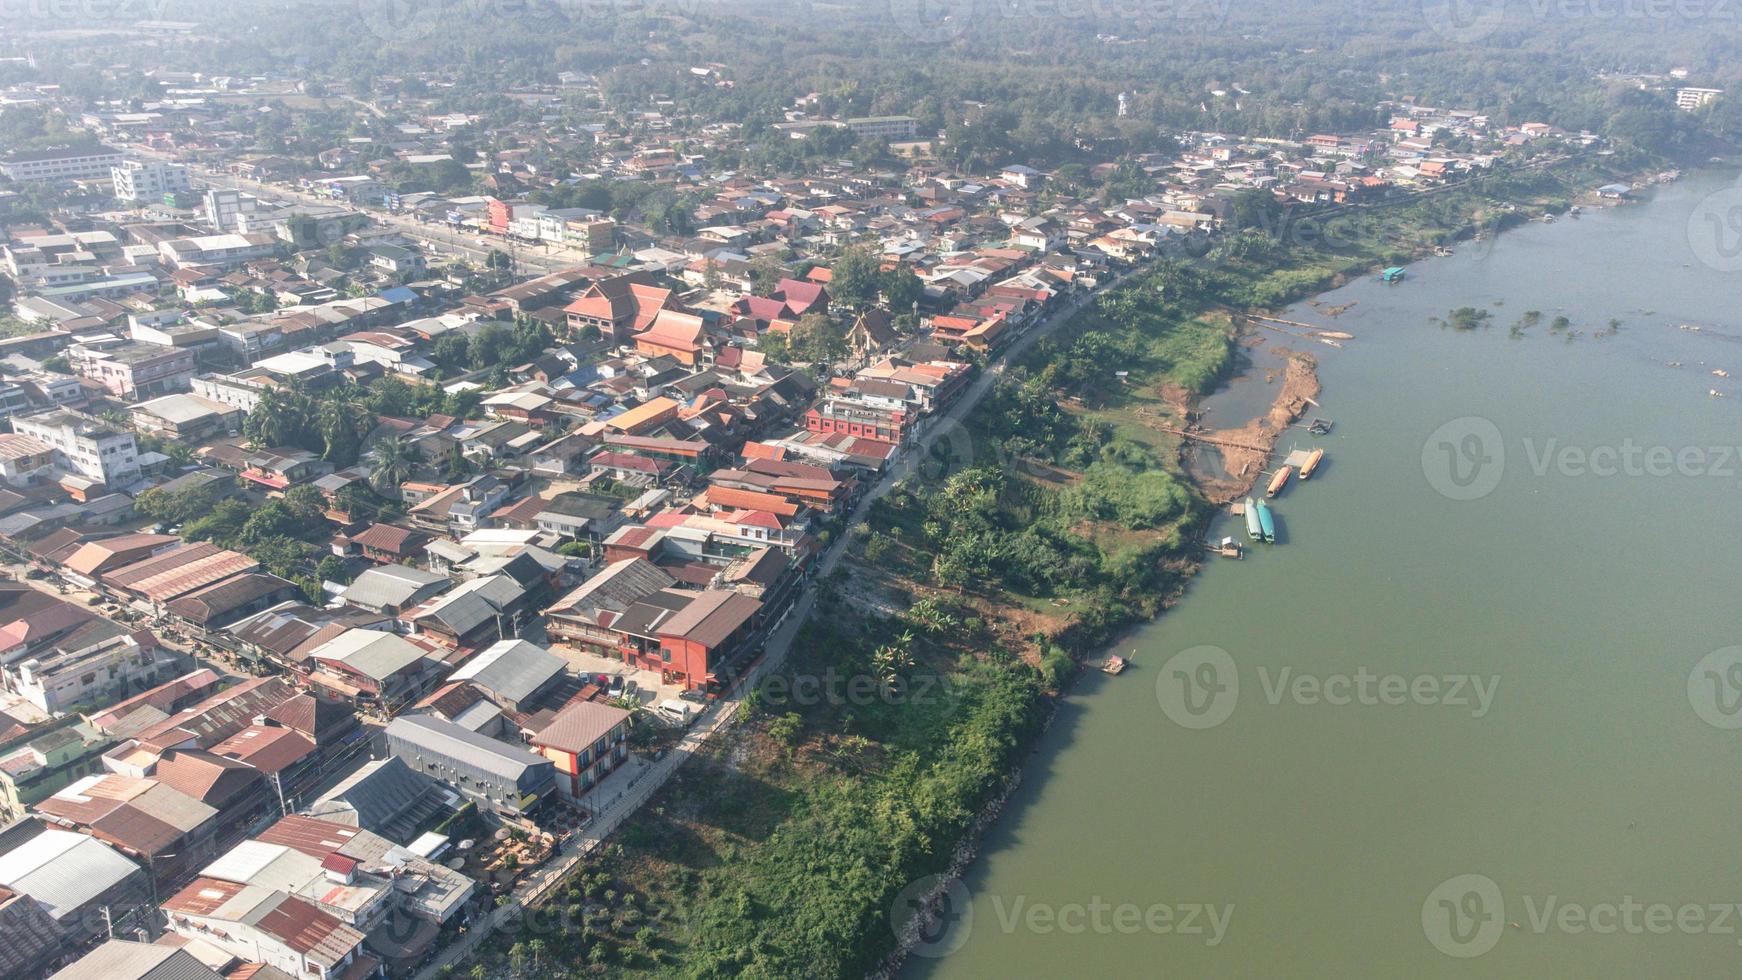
[0,828,139,920]
[386,714,550,782]
[310,629,429,681]
[50,940,224,980]
[447,639,564,705]
[531,700,629,754]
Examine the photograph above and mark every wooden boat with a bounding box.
[1255,499,1276,543]
[1299,448,1324,480]
[1244,497,1264,541]
[1102,655,1128,675]
[1266,466,1293,498]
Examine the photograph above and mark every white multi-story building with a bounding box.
[0,145,124,183]
[192,372,272,413]
[10,409,141,486]
[203,187,257,231]
[845,115,919,141]
[111,158,192,202]
[1677,86,1724,110]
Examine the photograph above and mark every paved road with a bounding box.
[196,172,585,275]
[410,264,1134,979]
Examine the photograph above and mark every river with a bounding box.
[906,170,1742,977]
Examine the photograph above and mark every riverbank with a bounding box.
[477,149,1681,980]
[915,164,1742,979]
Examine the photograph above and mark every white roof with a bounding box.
[201,839,292,884]
[405,832,448,858]
[459,528,544,547]
[0,828,139,920]
[310,628,429,680]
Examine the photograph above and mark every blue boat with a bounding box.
[1255,499,1276,543]
[1244,497,1263,541]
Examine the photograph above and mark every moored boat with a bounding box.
[1299,448,1324,480]
[1266,466,1293,498]
[1255,499,1276,543]
[1102,655,1128,675]
[1244,498,1263,541]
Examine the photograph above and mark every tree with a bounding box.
[767,712,803,750]
[881,265,923,314]
[371,436,413,492]
[828,248,881,310]
[316,555,351,585]
[757,331,789,360]
[443,441,472,481]
[470,323,517,370]
[244,386,313,450]
[317,397,366,466]
[788,314,846,366]
[748,255,783,296]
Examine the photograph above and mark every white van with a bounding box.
[655,699,693,726]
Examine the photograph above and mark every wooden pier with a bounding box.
[1156,425,1277,455]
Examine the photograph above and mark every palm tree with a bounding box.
[317,397,364,466]
[244,387,293,448]
[370,435,412,492]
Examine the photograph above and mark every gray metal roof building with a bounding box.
[0,824,148,937]
[337,565,450,615]
[445,639,566,709]
[305,757,445,844]
[385,715,554,817]
[50,940,224,980]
